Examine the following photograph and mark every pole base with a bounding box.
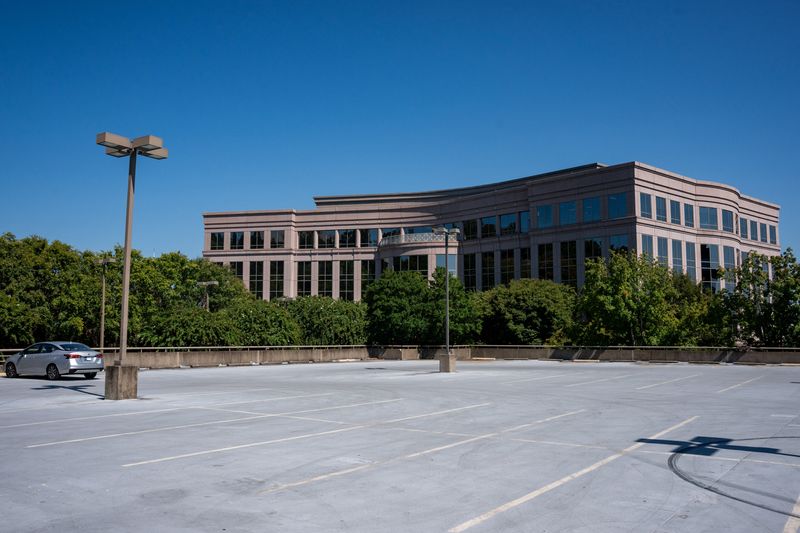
[104,364,138,400]
[438,353,457,373]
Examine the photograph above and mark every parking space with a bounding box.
[1,360,799,532]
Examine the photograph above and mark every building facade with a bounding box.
[202,161,781,300]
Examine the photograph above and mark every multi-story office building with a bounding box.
[202,161,780,300]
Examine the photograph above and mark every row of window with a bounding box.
[639,192,777,244]
[210,231,285,251]
[531,193,628,230]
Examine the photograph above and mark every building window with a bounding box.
[657,237,668,266]
[435,254,457,276]
[249,261,263,299]
[670,200,681,225]
[769,225,777,245]
[583,197,600,222]
[382,228,400,242]
[250,231,264,249]
[519,211,531,233]
[481,251,495,289]
[740,218,749,239]
[299,231,314,249]
[270,230,285,249]
[722,210,734,233]
[585,237,602,262]
[700,244,720,292]
[609,234,629,253]
[608,193,628,219]
[723,246,735,285]
[499,213,516,235]
[520,247,531,278]
[339,229,356,248]
[269,261,284,299]
[361,259,376,294]
[656,197,667,222]
[318,261,333,297]
[393,255,428,274]
[686,242,697,281]
[538,243,553,280]
[230,261,243,280]
[672,240,683,274]
[230,231,244,250]
[405,226,432,235]
[684,204,695,228]
[559,201,577,225]
[641,235,654,258]
[318,230,336,248]
[481,216,497,238]
[537,205,553,228]
[699,207,718,230]
[462,220,478,240]
[750,220,758,241]
[560,241,577,287]
[381,257,392,273]
[500,249,514,284]
[360,229,378,247]
[463,254,477,291]
[210,232,224,250]
[339,261,354,301]
[760,223,767,243]
[297,261,311,297]
[640,192,652,219]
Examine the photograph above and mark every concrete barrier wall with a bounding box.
[125,347,371,369]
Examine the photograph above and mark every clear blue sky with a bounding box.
[1,1,798,258]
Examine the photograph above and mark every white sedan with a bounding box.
[5,342,104,380]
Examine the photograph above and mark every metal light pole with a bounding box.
[197,280,219,311]
[96,257,116,352]
[96,132,168,400]
[433,226,460,371]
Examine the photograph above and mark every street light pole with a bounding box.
[96,132,168,400]
[96,257,116,352]
[432,226,460,371]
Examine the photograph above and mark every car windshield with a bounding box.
[58,343,91,351]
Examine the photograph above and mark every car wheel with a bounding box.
[46,364,61,381]
[84,372,97,380]
[5,363,18,378]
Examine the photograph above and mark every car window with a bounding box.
[58,343,91,351]
[41,344,56,353]
[23,345,41,354]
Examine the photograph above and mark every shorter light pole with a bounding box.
[197,281,219,311]
[432,226,461,371]
[96,257,116,351]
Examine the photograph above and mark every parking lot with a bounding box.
[1,359,799,533]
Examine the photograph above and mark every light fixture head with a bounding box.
[140,147,168,160]
[432,226,446,235]
[105,147,130,158]
[450,227,461,235]
[132,135,163,151]
[96,132,132,150]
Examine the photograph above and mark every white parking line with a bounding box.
[565,374,632,387]
[380,403,491,424]
[257,409,588,495]
[502,409,586,433]
[784,490,800,532]
[123,426,366,467]
[635,449,800,468]
[121,402,493,467]
[448,415,698,532]
[636,374,700,390]
[27,398,402,448]
[502,373,571,385]
[716,375,763,393]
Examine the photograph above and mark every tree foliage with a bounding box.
[480,279,575,345]
[281,296,367,345]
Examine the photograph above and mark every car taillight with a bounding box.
[97,354,103,359]
[64,352,81,359]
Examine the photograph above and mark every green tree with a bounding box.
[574,252,680,346]
[137,307,237,347]
[363,270,430,344]
[422,268,482,345]
[282,296,367,345]
[480,278,575,345]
